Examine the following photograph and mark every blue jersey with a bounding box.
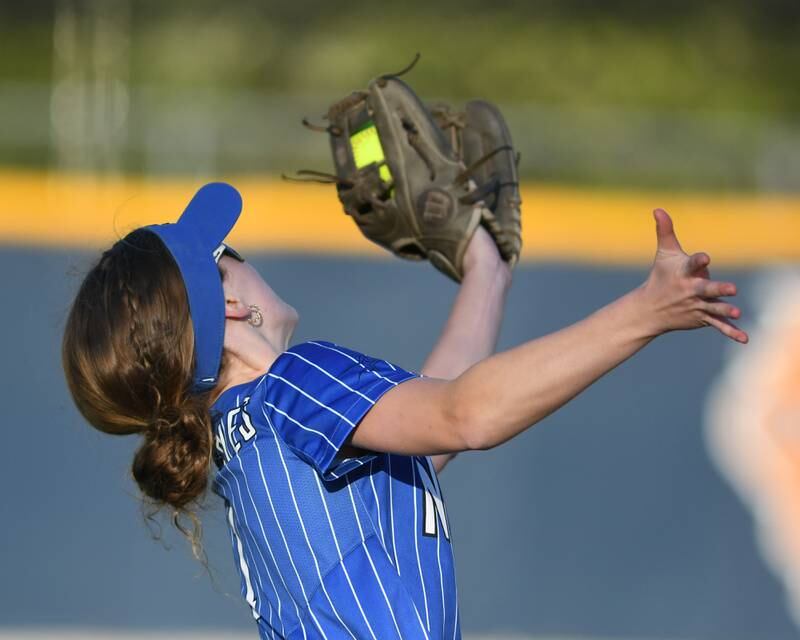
[210,340,460,639]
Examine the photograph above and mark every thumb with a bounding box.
[653,208,683,253]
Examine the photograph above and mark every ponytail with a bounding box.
[133,399,212,510]
[134,396,214,560]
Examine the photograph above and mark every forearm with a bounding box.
[421,263,511,379]
[452,285,656,450]
[421,256,510,471]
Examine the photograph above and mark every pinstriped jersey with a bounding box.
[210,340,460,639]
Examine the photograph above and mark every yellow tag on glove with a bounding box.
[350,122,392,183]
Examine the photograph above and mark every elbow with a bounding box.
[463,425,495,452]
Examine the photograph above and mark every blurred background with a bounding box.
[1,1,798,639]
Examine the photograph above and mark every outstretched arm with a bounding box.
[421,226,512,472]
[355,209,748,456]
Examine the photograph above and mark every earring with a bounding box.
[247,304,263,327]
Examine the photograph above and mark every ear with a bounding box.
[224,296,250,321]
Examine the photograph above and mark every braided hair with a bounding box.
[62,228,218,559]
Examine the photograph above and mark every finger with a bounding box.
[653,208,683,253]
[701,312,749,343]
[694,279,737,298]
[699,299,741,320]
[685,252,710,276]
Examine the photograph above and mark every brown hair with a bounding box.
[62,228,217,559]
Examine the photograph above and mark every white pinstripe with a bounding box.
[265,416,358,640]
[368,460,387,550]
[437,514,444,640]
[267,605,275,640]
[426,458,446,639]
[283,351,375,404]
[436,459,459,640]
[267,608,274,639]
[431,462,458,640]
[312,474,380,640]
[307,341,401,387]
[250,436,329,639]
[388,456,400,573]
[225,505,259,620]
[230,503,272,627]
[219,470,292,638]
[411,458,431,631]
[267,373,355,426]
[264,400,339,451]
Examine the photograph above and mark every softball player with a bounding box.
[62,183,747,639]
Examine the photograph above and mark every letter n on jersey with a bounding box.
[416,457,450,540]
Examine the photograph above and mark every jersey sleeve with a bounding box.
[260,340,419,479]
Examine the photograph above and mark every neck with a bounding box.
[209,337,286,405]
[209,355,273,405]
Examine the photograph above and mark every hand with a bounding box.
[638,208,748,343]
[462,224,512,286]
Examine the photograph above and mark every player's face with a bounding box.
[219,255,299,345]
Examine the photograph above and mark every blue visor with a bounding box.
[145,182,243,392]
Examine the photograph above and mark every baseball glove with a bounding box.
[287,55,522,282]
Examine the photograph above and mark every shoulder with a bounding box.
[270,340,368,376]
[267,339,416,399]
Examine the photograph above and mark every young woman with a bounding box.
[62,182,747,639]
